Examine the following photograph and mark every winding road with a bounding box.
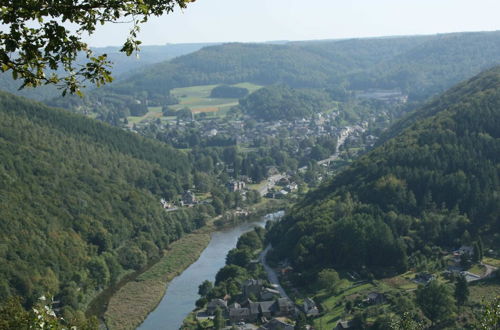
[259,245,290,300]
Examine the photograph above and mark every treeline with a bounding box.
[267,66,500,278]
[0,92,214,320]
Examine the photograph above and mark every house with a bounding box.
[160,198,173,209]
[258,318,294,330]
[274,298,295,317]
[458,245,474,256]
[335,320,353,329]
[242,279,263,299]
[181,190,197,205]
[229,307,253,324]
[365,292,385,305]
[206,299,228,315]
[207,128,218,137]
[228,299,295,325]
[260,287,280,301]
[285,183,298,192]
[414,272,435,284]
[228,180,246,192]
[302,297,319,316]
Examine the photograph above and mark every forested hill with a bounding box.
[0,92,211,316]
[105,36,429,95]
[102,31,500,97]
[49,31,500,122]
[267,66,500,276]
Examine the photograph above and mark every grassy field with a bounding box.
[126,82,262,125]
[170,83,262,114]
[127,106,163,125]
[104,225,214,330]
[483,257,500,268]
[313,282,375,328]
[469,278,500,303]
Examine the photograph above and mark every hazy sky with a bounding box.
[83,0,500,47]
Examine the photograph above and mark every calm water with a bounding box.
[137,211,284,330]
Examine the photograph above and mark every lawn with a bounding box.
[483,257,500,268]
[469,264,487,276]
[469,278,500,303]
[380,273,418,291]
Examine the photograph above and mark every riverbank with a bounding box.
[104,226,213,330]
[100,200,287,329]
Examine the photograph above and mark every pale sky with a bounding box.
[83,0,500,47]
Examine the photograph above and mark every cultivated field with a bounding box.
[126,82,262,125]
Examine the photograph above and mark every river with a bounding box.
[137,210,285,330]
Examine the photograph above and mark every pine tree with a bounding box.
[454,275,469,306]
[473,242,481,263]
[213,307,225,330]
[478,237,484,261]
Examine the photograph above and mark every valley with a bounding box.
[0,27,500,330]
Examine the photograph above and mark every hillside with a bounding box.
[268,66,500,275]
[49,31,500,124]
[0,92,212,317]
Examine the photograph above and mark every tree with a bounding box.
[389,312,424,330]
[477,297,500,330]
[213,307,225,330]
[473,242,481,263]
[0,0,195,94]
[454,275,469,306]
[198,280,213,297]
[226,248,252,268]
[0,296,97,329]
[317,268,340,293]
[416,281,456,325]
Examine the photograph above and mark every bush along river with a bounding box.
[137,211,285,330]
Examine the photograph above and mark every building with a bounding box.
[335,320,353,329]
[181,190,196,205]
[228,180,246,192]
[242,279,264,299]
[258,318,294,330]
[302,297,319,316]
[364,292,385,305]
[206,299,228,315]
[228,299,295,325]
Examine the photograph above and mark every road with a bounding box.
[298,126,353,173]
[481,263,498,279]
[259,245,290,300]
[465,263,497,282]
[258,126,356,196]
[257,173,286,197]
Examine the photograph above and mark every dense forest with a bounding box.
[48,31,500,123]
[0,92,218,320]
[267,66,500,277]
